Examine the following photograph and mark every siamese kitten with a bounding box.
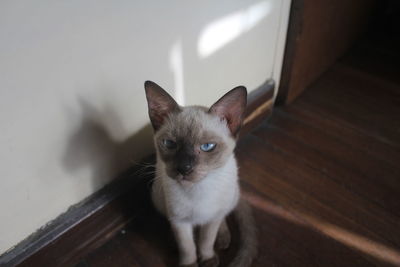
[144,81,257,267]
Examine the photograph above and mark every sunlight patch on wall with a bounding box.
[169,40,185,105]
[198,1,272,58]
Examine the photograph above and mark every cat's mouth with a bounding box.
[176,174,190,183]
[175,173,196,183]
[165,166,208,184]
[170,171,205,184]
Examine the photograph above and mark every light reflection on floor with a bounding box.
[242,190,400,266]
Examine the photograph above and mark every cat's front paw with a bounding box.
[199,255,219,267]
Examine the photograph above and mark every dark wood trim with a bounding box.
[276,0,376,105]
[0,160,156,267]
[241,79,275,136]
[0,83,275,266]
[275,0,304,105]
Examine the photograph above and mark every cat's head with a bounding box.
[144,81,247,184]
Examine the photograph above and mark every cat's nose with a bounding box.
[177,163,193,175]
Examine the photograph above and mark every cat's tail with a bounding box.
[230,197,257,267]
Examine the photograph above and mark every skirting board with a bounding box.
[0,79,275,267]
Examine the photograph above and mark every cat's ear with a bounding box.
[144,81,180,131]
[209,86,247,136]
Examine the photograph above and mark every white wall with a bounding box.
[0,0,290,254]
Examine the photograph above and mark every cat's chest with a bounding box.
[159,175,239,224]
[173,188,219,220]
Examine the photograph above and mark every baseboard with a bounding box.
[241,79,275,136]
[0,80,274,267]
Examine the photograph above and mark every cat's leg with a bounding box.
[171,221,197,267]
[198,218,223,267]
[215,218,230,250]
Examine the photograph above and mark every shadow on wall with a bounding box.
[63,99,154,189]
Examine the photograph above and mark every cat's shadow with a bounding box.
[62,98,154,190]
[61,98,181,264]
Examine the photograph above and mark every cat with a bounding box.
[144,81,257,267]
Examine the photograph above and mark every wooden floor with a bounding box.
[74,43,400,266]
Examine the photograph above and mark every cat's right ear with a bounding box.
[144,81,180,131]
[209,86,247,137]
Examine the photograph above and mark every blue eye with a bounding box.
[200,143,216,152]
[163,139,177,149]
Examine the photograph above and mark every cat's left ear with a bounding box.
[209,86,247,137]
[144,81,180,131]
